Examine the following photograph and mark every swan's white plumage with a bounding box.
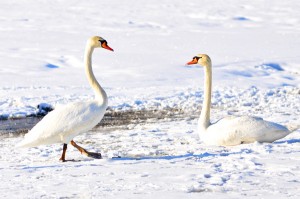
[16,101,107,148]
[187,54,292,146]
[199,116,290,146]
[16,36,111,149]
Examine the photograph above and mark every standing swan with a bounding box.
[16,36,113,161]
[186,54,292,146]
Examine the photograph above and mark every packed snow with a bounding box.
[0,0,300,198]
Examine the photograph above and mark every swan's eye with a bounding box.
[193,56,201,61]
[99,40,107,45]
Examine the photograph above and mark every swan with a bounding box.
[186,54,293,146]
[16,36,113,161]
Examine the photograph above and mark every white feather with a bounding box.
[188,54,292,146]
[16,36,111,149]
[16,101,107,147]
[200,116,290,146]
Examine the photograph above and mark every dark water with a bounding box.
[0,117,43,137]
[0,108,197,137]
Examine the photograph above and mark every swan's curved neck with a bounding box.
[199,62,212,130]
[84,44,107,105]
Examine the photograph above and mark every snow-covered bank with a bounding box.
[1,84,299,198]
[1,119,300,198]
[1,85,299,134]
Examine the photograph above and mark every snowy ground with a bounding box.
[0,0,300,198]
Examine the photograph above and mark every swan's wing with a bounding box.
[204,116,290,146]
[16,101,106,148]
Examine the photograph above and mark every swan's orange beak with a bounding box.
[186,58,198,65]
[102,43,114,51]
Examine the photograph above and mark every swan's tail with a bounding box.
[15,139,32,148]
[286,124,300,132]
[15,136,41,148]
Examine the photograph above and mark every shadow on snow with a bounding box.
[112,148,253,161]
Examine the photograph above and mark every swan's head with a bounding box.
[186,54,211,66]
[88,36,114,51]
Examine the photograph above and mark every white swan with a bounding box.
[16,36,114,161]
[186,54,292,146]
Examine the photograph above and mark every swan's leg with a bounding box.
[59,143,68,162]
[70,140,102,159]
[70,140,88,156]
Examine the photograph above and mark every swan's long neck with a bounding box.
[84,44,108,105]
[199,62,212,130]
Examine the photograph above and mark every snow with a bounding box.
[0,0,300,198]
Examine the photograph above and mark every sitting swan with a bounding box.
[16,36,114,161]
[186,54,293,146]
